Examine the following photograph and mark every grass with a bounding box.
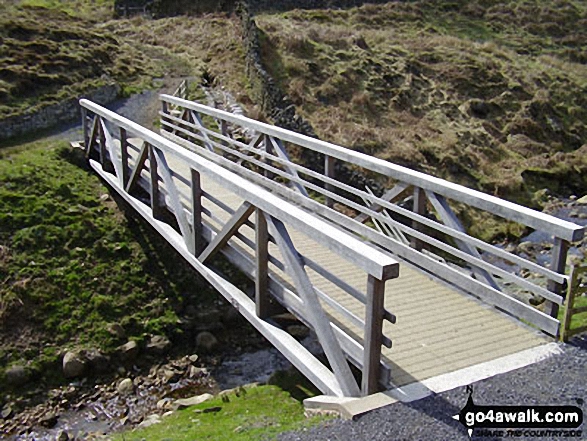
[0,138,225,387]
[113,384,329,441]
[256,0,587,222]
[1,2,251,124]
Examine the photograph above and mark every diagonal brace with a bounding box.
[266,214,361,398]
[125,141,148,193]
[426,191,500,290]
[153,148,194,252]
[355,182,410,223]
[198,202,255,264]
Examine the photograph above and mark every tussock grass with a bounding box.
[257,0,587,216]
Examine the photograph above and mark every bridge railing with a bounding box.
[80,99,400,397]
[159,94,586,338]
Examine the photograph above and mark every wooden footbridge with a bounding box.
[78,94,585,398]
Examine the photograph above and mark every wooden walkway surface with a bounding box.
[167,152,547,389]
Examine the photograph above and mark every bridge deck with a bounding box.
[175,157,546,389]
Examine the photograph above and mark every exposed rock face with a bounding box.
[62,352,87,379]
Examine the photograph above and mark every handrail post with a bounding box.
[546,237,569,321]
[98,118,106,167]
[191,169,203,255]
[411,186,426,251]
[81,107,88,148]
[120,127,129,187]
[255,208,270,318]
[362,275,386,396]
[325,154,335,208]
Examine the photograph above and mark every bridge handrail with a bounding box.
[79,98,399,281]
[160,94,585,243]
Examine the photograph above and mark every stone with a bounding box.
[117,340,139,362]
[576,195,587,204]
[107,323,126,340]
[137,414,161,429]
[5,365,29,387]
[40,413,59,428]
[195,331,218,353]
[157,398,172,410]
[146,335,171,355]
[162,369,181,384]
[62,352,86,379]
[188,354,199,364]
[173,393,213,410]
[86,350,110,375]
[1,405,13,420]
[189,366,205,378]
[56,430,70,441]
[117,378,134,395]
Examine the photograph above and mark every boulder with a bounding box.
[137,414,161,429]
[173,393,213,410]
[576,195,587,204]
[146,335,171,355]
[117,340,139,362]
[195,332,218,353]
[62,352,86,379]
[86,350,110,375]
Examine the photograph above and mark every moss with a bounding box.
[0,139,218,387]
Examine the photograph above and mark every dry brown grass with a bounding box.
[256,0,587,207]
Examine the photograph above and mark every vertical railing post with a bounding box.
[263,135,273,180]
[362,275,386,396]
[410,187,426,251]
[325,155,335,208]
[98,118,106,167]
[255,209,270,319]
[191,169,203,255]
[546,237,569,321]
[81,107,88,149]
[148,144,164,220]
[120,128,129,188]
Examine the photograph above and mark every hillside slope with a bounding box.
[256,0,587,208]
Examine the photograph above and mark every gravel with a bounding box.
[278,336,587,441]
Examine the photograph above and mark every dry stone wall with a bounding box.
[0,84,119,143]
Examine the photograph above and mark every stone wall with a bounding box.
[249,0,393,13]
[0,84,120,143]
[238,2,317,138]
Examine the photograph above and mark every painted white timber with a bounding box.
[80,99,399,281]
[160,95,585,242]
[90,159,345,397]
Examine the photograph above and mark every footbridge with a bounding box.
[78,94,585,399]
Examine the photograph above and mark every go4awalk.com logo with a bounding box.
[453,386,583,438]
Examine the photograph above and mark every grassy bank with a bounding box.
[1,1,250,121]
[0,138,228,386]
[114,384,328,441]
[256,0,587,216]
